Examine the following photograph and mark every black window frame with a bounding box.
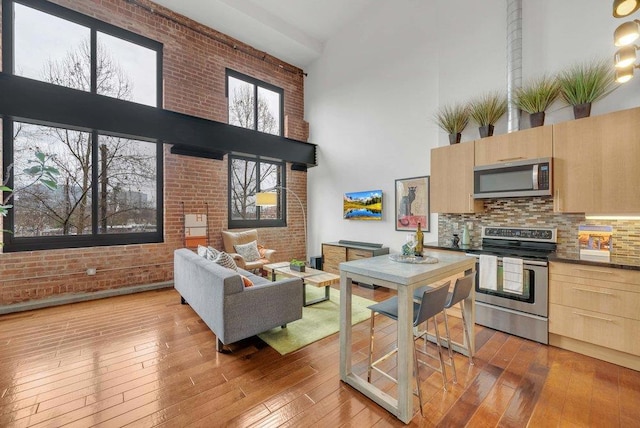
[228,154,287,229]
[1,0,164,252]
[225,68,285,134]
[226,69,287,229]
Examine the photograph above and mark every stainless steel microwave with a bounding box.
[473,157,552,198]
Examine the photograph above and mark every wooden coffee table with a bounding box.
[263,262,340,306]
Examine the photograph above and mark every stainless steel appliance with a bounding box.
[473,157,552,199]
[466,226,557,344]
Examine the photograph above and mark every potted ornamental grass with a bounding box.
[434,102,470,144]
[558,58,619,119]
[468,91,507,138]
[514,75,561,127]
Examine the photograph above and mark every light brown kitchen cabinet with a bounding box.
[474,125,553,166]
[552,106,640,213]
[549,261,640,371]
[430,142,483,213]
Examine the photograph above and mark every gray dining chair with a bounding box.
[413,273,475,383]
[366,283,450,415]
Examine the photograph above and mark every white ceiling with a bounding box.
[151,0,375,68]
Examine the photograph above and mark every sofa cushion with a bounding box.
[240,275,254,287]
[215,251,238,271]
[234,240,261,262]
[197,245,220,261]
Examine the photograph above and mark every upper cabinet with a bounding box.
[431,142,484,214]
[553,107,640,214]
[474,125,553,166]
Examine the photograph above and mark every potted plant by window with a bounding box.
[434,103,470,145]
[289,259,306,272]
[468,91,507,138]
[558,58,619,119]
[514,75,561,127]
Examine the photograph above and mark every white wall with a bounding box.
[305,0,640,257]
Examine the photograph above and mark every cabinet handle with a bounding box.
[497,156,524,162]
[574,268,614,275]
[572,311,613,322]
[468,194,472,212]
[572,287,614,296]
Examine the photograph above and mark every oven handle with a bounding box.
[465,253,548,267]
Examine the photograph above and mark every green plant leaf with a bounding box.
[40,179,58,190]
[23,166,43,175]
[0,186,12,192]
[35,151,46,162]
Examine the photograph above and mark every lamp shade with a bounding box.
[614,20,640,46]
[614,45,637,68]
[615,65,635,82]
[613,0,640,18]
[255,191,278,206]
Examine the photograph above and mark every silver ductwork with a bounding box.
[506,0,522,132]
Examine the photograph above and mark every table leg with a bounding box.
[396,286,413,422]
[303,284,331,306]
[339,273,353,381]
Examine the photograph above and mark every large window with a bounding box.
[226,70,286,228]
[2,0,163,251]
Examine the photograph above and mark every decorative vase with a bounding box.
[448,133,461,145]
[479,125,494,138]
[573,102,592,119]
[530,112,545,128]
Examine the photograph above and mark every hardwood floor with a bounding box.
[1,286,638,427]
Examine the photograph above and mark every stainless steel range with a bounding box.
[465,226,557,344]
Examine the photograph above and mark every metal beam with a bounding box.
[0,73,317,167]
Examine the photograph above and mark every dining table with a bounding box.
[339,250,476,424]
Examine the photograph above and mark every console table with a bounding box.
[339,251,476,423]
[322,241,389,288]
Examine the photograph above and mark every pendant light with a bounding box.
[613,0,640,18]
[614,20,640,46]
[615,64,639,82]
[614,45,638,68]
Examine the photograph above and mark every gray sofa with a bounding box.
[174,248,303,352]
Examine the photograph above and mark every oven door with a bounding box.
[470,256,548,317]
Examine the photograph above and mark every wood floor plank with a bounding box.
[0,288,638,427]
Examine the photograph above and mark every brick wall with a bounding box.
[0,0,309,306]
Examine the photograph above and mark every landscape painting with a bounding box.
[343,190,382,220]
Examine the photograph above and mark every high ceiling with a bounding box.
[151,0,375,68]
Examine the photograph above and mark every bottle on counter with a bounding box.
[461,223,470,246]
[415,222,424,256]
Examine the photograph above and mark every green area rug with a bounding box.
[258,286,375,355]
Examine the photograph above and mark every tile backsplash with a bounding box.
[438,197,640,260]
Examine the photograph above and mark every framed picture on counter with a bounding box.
[395,175,430,232]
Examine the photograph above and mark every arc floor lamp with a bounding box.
[255,186,307,262]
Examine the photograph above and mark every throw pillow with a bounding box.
[215,251,238,271]
[234,240,261,262]
[197,245,208,258]
[240,275,254,287]
[206,246,220,261]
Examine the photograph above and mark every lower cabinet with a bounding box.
[322,242,389,287]
[549,261,640,370]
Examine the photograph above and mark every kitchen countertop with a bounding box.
[549,251,640,271]
[424,241,640,271]
[423,242,478,253]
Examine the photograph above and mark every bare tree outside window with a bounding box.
[12,39,157,237]
[227,73,283,223]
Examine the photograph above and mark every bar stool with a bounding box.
[413,273,475,383]
[366,283,450,415]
